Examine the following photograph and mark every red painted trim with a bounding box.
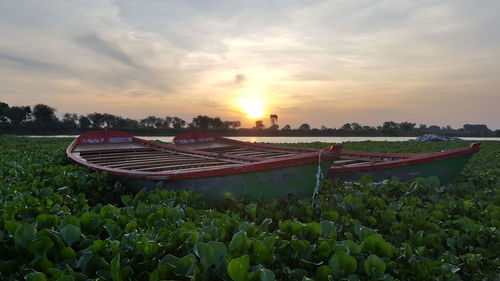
[331,142,480,172]
[67,130,340,180]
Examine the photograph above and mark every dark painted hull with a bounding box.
[123,160,333,201]
[331,153,473,183]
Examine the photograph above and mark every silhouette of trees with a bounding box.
[269,114,279,130]
[282,124,291,130]
[255,120,265,130]
[79,116,91,129]
[298,123,310,130]
[33,104,56,123]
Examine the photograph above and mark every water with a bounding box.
[26,135,500,143]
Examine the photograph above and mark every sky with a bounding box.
[0,0,499,129]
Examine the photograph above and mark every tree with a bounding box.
[0,102,9,124]
[463,124,490,135]
[224,121,241,129]
[33,104,57,123]
[298,123,310,130]
[88,113,105,128]
[381,121,399,136]
[191,115,212,129]
[255,120,265,130]
[351,122,362,130]
[62,113,78,129]
[7,106,31,125]
[282,124,291,130]
[79,116,91,129]
[171,117,186,129]
[399,121,416,132]
[140,116,164,128]
[341,123,352,131]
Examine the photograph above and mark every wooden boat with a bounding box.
[173,132,481,183]
[67,130,340,200]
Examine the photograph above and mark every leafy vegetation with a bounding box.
[0,136,498,280]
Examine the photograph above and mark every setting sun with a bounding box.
[235,88,267,119]
[239,98,265,119]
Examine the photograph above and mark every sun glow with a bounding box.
[236,88,266,119]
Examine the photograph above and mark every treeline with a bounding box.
[0,101,498,137]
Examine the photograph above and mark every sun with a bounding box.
[235,88,266,119]
[238,98,265,119]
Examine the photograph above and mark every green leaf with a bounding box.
[253,240,273,265]
[124,221,138,232]
[60,225,81,246]
[60,247,77,260]
[364,254,386,278]
[195,243,216,270]
[25,272,47,281]
[4,220,22,235]
[315,265,333,281]
[228,255,250,281]
[14,223,36,248]
[229,231,249,256]
[111,253,123,281]
[329,251,357,274]
[259,268,275,281]
[28,235,54,254]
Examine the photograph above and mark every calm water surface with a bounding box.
[28,135,500,143]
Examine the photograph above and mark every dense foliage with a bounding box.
[2,101,499,137]
[0,136,498,280]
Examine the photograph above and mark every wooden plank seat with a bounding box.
[106,158,233,169]
[82,151,173,160]
[91,156,204,166]
[133,161,237,172]
[78,147,154,155]
[332,159,360,166]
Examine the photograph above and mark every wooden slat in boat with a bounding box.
[95,157,204,167]
[108,159,229,169]
[91,155,198,165]
[133,161,235,172]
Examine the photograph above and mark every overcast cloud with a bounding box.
[0,0,499,128]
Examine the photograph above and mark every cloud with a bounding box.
[234,74,246,84]
[75,33,138,68]
[0,0,499,128]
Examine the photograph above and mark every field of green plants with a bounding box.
[0,136,498,281]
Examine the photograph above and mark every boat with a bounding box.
[173,132,481,183]
[67,130,340,200]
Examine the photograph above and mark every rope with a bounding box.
[312,149,326,206]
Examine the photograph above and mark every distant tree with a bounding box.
[0,102,9,124]
[171,117,186,129]
[418,124,427,130]
[381,121,399,136]
[320,125,329,131]
[298,123,310,130]
[224,121,241,129]
[399,121,416,132]
[255,120,265,130]
[88,113,105,128]
[7,106,32,125]
[341,123,352,131]
[163,116,174,129]
[428,125,441,132]
[33,104,57,123]
[270,114,278,125]
[141,116,164,128]
[351,122,362,130]
[211,117,225,129]
[191,115,212,129]
[117,118,140,129]
[282,124,291,130]
[463,124,490,135]
[79,116,91,129]
[62,113,78,128]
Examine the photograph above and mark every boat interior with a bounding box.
[71,141,249,173]
[177,141,408,167]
